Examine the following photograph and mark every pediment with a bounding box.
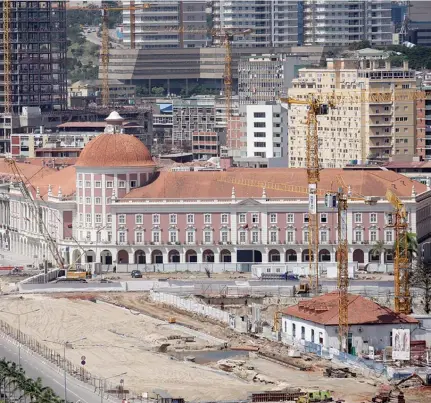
[237,198,261,206]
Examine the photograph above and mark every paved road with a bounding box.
[0,335,120,403]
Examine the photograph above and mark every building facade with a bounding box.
[212,0,299,48]
[0,0,68,153]
[121,0,207,49]
[287,58,417,168]
[0,114,430,272]
[302,0,392,47]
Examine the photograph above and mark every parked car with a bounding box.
[131,270,142,278]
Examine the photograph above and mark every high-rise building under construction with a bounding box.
[0,1,67,153]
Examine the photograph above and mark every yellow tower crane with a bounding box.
[279,97,336,293]
[385,189,411,314]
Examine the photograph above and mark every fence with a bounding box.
[20,268,60,285]
[150,291,230,324]
[110,262,253,273]
[0,319,141,400]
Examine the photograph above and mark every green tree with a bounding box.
[348,40,371,50]
[411,259,431,314]
[370,240,386,261]
[394,232,418,261]
[151,86,165,96]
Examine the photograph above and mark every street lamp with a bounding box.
[0,309,40,366]
[99,372,127,403]
[43,337,86,403]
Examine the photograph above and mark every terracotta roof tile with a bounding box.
[31,166,76,200]
[0,159,55,183]
[76,133,155,168]
[282,292,418,325]
[124,168,427,199]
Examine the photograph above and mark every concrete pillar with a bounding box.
[231,248,237,264]
[213,252,220,264]
[180,249,186,264]
[364,249,369,265]
[297,248,303,263]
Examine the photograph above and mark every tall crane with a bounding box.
[278,97,336,293]
[386,189,411,314]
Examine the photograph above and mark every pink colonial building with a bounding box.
[1,112,431,272]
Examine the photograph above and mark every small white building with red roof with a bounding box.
[281,292,419,354]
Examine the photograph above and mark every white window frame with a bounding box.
[119,231,126,243]
[118,181,126,188]
[239,213,246,224]
[106,181,113,188]
[286,230,294,243]
[85,181,91,188]
[107,232,112,242]
[130,180,137,188]
[152,230,160,243]
[221,214,229,224]
[135,231,143,243]
[187,231,195,244]
[286,213,294,223]
[320,230,328,243]
[370,213,377,224]
[251,231,259,243]
[239,231,247,244]
[251,213,259,224]
[118,214,126,225]
[152,214,160,224]
[135,214,143,225]
[204,214,211,224]
[170,214,177,224]
[303,213,309,223]
[355,230,363,243]
[269,213,277,224]
[221,231,229,243]
[303,230,309,243]
[95,197,101,205]
[95,214,102,224]
[385,230,393,243]
[270,230,278,244]
[187,214,194,224]
[85,197,91,205]
[95,181,101,188]
[320,213,327,223]
[78,180,83,188]
[370,230,378,242]
[204,230,212,244]
[354,213,362,223]
[86,213,91,224]
[107,214,112,224]
[169,230,178,243]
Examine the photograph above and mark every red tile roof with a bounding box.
[0,159,55,183]
[31,166,76,200]
[124,168,427,199]
[282,292,418,326]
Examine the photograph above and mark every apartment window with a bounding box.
[86,213,91,224]
[118,214,126,225]
[269,213,277,224]
[221,231,228,243]
[303,213,309,223]
[95,197,101,205]
[239,231,246,244]
[152,231,160,243]
[95,214,102,224]
[85,197,91,204]
[106,181,113,188]
[254,112,266,118]
[78,180,83,188]
[107,232,112,242]
[119,232,126,243]
[204,231,212,244]
[320,213,327,223]
[221,214,229,224]
[107,214,112,224]
[239,213,246,224]
[370,213,377,223]
[130,180,137,188]
[94,181,101,188]
[136,232,143,243]
[204,213,211,224]
[303,231,309,243]
[252,213,259,223]
[187,231,195,244]
[355,230,363,243]
[287,213,294,223]
[118,181,126,188]
[153,214,160,224]
[135,214,143,225]
[270,231,277,243]
[386,230,393,243]
[254,142,266,148]
[354,213,362,223]
[169,231,177,243]
[252,231,259,243]
[254,122,266,128]
[320,230,328,243]
[170,214,177,224]
[370,230,377,242]
[85,181,91,188]
[286,231,294,243]
[254,132,266,138]
[187,214,194,224]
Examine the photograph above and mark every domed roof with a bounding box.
[76,133,155,168]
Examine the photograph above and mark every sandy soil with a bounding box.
[0,295,268,401]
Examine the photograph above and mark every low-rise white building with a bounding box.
[281,293,419,355]
[245,104,287,159]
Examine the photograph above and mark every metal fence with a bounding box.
[0,319,142,400]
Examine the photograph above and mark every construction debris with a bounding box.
[324,367,357,378]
